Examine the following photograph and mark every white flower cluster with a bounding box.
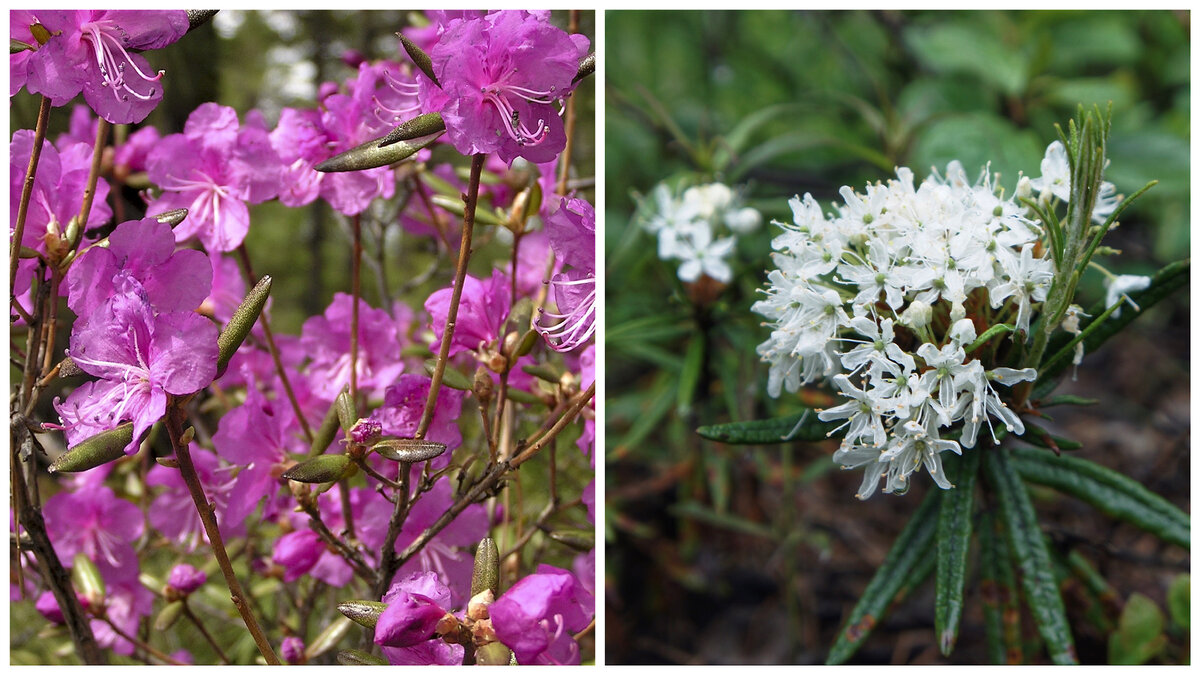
[752,158,1066,500]
[638,182,761,284]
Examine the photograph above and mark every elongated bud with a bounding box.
[154,208,189,227]
[471,538,500,598]
[217,276,272,377]
[335,389,357,435]
[376,112,446,148]
[310,401,340,457]
[154,601,184,631]
[336,600,388,629]
[573,52,595,85]
[372,438,446,463]
[423,359,473,391]
[71,553,106,610]
[473,366,494,402]
[48,423,133,473]
[186,10,219,31]
[281,454,355,483]
[397,33,440,87]
[336,649,388,666]
[315,129,441,173]
[546,528,595,552]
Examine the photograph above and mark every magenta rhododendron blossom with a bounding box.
[147,446,238,550]
[300,293,406,401]
[425,269,511,358]
[317,63,397,215]
[147,102,282,252]
[273,530,324,582]
[269,106,327,208]
[166,564,207,595]
[371,374,465,453]
[489,564,594,665]
[535,197,595,352]
[21,10,188,123]
[280,637,306,665]
[66,217,211,319]
[53,281,219,453]
[43,484,142,572]
[374,570,451,648]
[432,11,588,164]
[113,124,161,174]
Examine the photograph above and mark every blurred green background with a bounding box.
[606,10,1189,664]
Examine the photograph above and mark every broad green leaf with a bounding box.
[985,450,1078,664]
[935,450,980,656]
[1009,446,1189,548]
[1108,593,1166,665]
[826,489,941,665]
[904,20,1029,95]
[697,409,837,445]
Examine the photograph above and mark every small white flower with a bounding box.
[1104,274,1151,318]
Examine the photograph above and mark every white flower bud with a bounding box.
[898,300,932,329]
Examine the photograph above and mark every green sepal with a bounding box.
[281,454,355,484]
[985,450,1078,664]
[423,360,473,391]
[935,450,980,656]
[48,423,133,474]
[376,112,447,149]
[336,649,388,666]
[826,488,941,664]
[371,438,447,463]
[336,600,388,630]
[397,33,440,88]
[315,128,442,173]
[697,409,837,445]
[1009,446,1189,548]
[471,538,500,598]
[216,275,272,378]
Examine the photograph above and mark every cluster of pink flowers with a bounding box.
[11,9,594,665]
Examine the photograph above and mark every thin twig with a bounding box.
[100,616,186,665]
[350,213,361,402]
[181,600,231,664]
[417,153,485,441]
[10,95,51,294]
[165,399,280,665]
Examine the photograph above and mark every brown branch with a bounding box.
[10,95,51,294]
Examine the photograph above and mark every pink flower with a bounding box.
[489,564,594,665]
[21,10,188,123]
[147,103,282,252]
[432,11,588,164]
[374,571,451,648]
[54,280,219,453]
[166,564,206,595]
[299,293,406,402]
[425,269,511,358]
[535,197,595,352]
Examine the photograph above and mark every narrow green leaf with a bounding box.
[935,450,980,656]
[423,360,473,391]
[1166,575,1189,630]
[1036,394,1098,408]
[309,401,340,457]
[675,335,704,416]
[966,323,1016,353]
[985,450,1078,664]
[669,501,775,540]
[1035,258,1189,397]
[307,617,353,661]
[979,512,1009,664]
[429,194,505,227]
[1016,425,1083,452]
[826,488,941,665]
[1009,446,1189,548]
[697,409,837,445]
